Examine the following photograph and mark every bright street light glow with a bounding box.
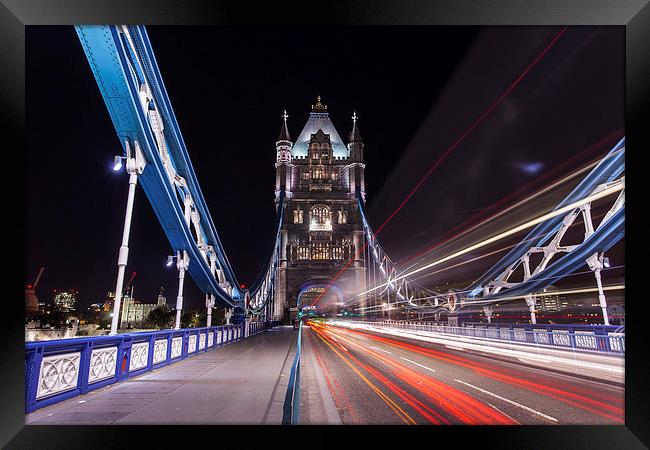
[166,255,175,267]
[113,155,123,171]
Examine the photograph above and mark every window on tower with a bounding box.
[293,208,304,224]
[309,204,332,231]
[338,208,347,224]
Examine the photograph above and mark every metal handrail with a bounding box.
[282,321,302,425]
[25,321,271,413]
[342,320,625,355]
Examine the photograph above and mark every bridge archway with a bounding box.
[296,279,344,311]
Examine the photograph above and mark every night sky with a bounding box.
[26,26,624,310]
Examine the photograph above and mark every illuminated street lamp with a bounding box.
[166,251,190,329]
[113,155,125,171]
[108,140,146,335]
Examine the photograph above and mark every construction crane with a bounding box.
[123,271,137,296]
[25,267,45,316]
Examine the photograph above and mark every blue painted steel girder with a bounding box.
[467,138,625,295]
[470,206,624,305]
[75,25,242,309]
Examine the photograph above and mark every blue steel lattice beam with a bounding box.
[76,25,242,309]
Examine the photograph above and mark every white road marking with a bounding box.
[368,345,393,355]
[331,336,338,342]
[486,402,519,424]
[340,345,349,352]
[399,357,436,373]
[454,379,558,422]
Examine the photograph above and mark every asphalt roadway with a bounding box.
[299,320,624,425]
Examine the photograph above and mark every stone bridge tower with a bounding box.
[273,97,367,323]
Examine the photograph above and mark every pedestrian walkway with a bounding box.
[26,326,298,425]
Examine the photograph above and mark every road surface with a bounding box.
[300,320,624,425]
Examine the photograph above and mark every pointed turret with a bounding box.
[277,110,291,142]
[349,111,363,143]
[347,111,366,199]
[275,110,293,201]
[276,110,292,164]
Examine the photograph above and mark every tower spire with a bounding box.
[349,111,362,143]
[311,95,328,113]
[277,109,291,142]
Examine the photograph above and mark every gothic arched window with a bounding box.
[309,204,332,231]
[338,207,347,224]
[293,208,303,224]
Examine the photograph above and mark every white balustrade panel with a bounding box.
[153,339,168,364]
[534,329,550,344]
[171,337,183,358]
[208,331,214,347]
[129,342,149,371]
[552,330,571,347]
[513,329,527,342]
[609,333,625,352]
[216,330,222,344]
[575,331,597,349]
[188,335,197,353]
[199,333,206,350]
[36,352,81,399]
[88,347,117,383]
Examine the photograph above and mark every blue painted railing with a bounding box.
[366,320,625,354]
[282,321,302,425]
[25,321,270,413]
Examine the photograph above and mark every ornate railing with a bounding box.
[340,320,624,354]
[282,321,302,425]
[25,322,271,413]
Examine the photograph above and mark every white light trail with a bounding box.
[398,148,623,274]
[359,181,624,296]
[355,283,624,312]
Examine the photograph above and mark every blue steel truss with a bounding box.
[76,25,242,308]
[465,138,625,305]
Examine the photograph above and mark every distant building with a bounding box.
[53,289,77,312]
[607,304,625,326]
[102,291,115,312]
[537,286,569,313]
[120,286,167,329]
[157,287,167,306]
[87,303,103,314]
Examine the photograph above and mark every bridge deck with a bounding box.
[26,326,298,425]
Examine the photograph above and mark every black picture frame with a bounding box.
[2,0,647,448]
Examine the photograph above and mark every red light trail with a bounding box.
[327,324,624,423]
[310,320,518,424]
[311,26,568,307]
[397,129,624,267]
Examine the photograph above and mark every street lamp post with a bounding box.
[206,293,214,327]
[109,141,146,335]
[587,252,610,326]
[173,250,190,329]
[165,251,191,329]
